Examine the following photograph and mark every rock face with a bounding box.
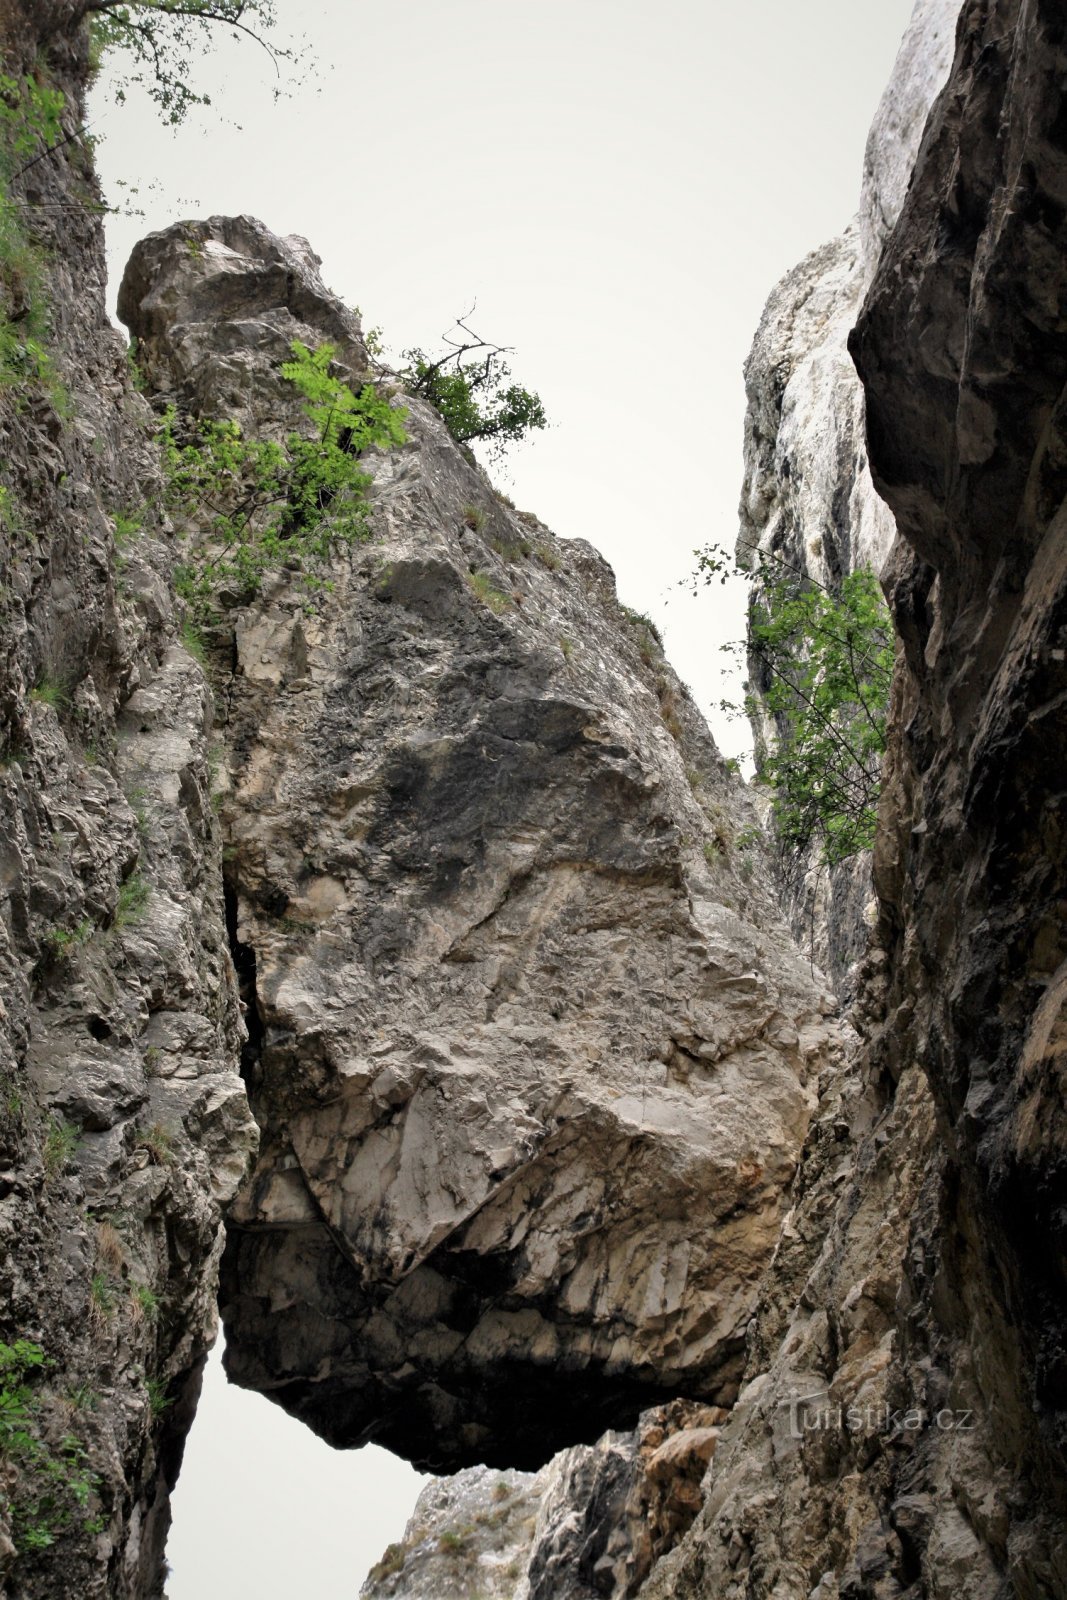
[362,1400,725,1600]
[638,1,1067,1594]
[0,8,255,1596]
[360,1464,543,1600]
[738,0,959,996]
[118,216,845,1474]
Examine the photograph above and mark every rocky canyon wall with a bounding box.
[738,0,959,997]
[639,1,1067,1595]
[1,3,847,1593]
[0,6,254,1597]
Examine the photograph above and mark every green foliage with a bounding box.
[438,1529,469,1553]
[111,510,143,547]
[44,919,92,960]
[114,872,150,928]
[42,1118,81,1180]
[88,1,304,127]
[461,502,486,532]
[0,77,64,167]
[145,1377,172,1417]
[180,621,206,664]
[29,677,68,711]
[367,1542,407,1582]
[402,314,546,463]
[89,1274,116,1318]
[696,541,893,866]
[132,1285,159,1320]
[0,75,67,401]
[135,1122,175,1166]
[0,1341,99,1554]
[66,1385,99,1413]
[163,340,405,622]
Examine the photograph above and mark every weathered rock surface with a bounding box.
[360,1463,542,1600]
[738,0,959,996]
[362,1400,725,1600]
[0,6,255,1595]
[639,1,1067,1594]
[117,216,846,1473]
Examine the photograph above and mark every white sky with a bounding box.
[91,2,919,1592]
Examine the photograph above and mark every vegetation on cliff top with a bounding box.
[400,313,547,464]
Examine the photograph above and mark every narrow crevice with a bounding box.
[223,873,263,1088]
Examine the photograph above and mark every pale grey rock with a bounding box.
[117,215,847,1473]
[362,1401,726,1600]
[738,0,959,997]
[361,1466,541,1600]
[642,0,1067,1594]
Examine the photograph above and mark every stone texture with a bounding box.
[362,1400,726,1600]
[116,216,846,1474]
[738,0,960,997]
[638,2,1067,1595]
[360,1464,542,1600]
[0,8,255,1596]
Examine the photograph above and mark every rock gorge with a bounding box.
[0,2,1065,1599]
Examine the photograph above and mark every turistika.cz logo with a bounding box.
[778,1394,979,1441]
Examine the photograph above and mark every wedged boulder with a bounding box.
[120,216,847,1472]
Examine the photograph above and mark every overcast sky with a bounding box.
[93,2,920,1592]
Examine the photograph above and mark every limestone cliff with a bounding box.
[0,6,254,1596]
[639,1,1067,1594]
[738,0,959,996]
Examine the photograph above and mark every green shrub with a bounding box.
[29,678,68,711]
[367,1542,407,1582]
[0,1339,100,1553]
[131,1286,159,1320]
[489,532,531,562]
[164,340,405,623]
[90,1,303,128]
[402,315,546,464]
[694,542,892,866]
[0,75,67,403]
[467,571,512,615]
[135,1123,174,1167]
[145,1377,172,1417]
[89,1274,116,1319]
[44,919,91,960]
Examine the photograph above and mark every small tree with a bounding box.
[401,312,547,464]
[79,1,305,125]
[162,340,407,621]
[694,541,893,866]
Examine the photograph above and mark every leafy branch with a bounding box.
[80,1,308,126]
[401,310,547,464]
[694,540,894,866]
[162,340,407,622]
